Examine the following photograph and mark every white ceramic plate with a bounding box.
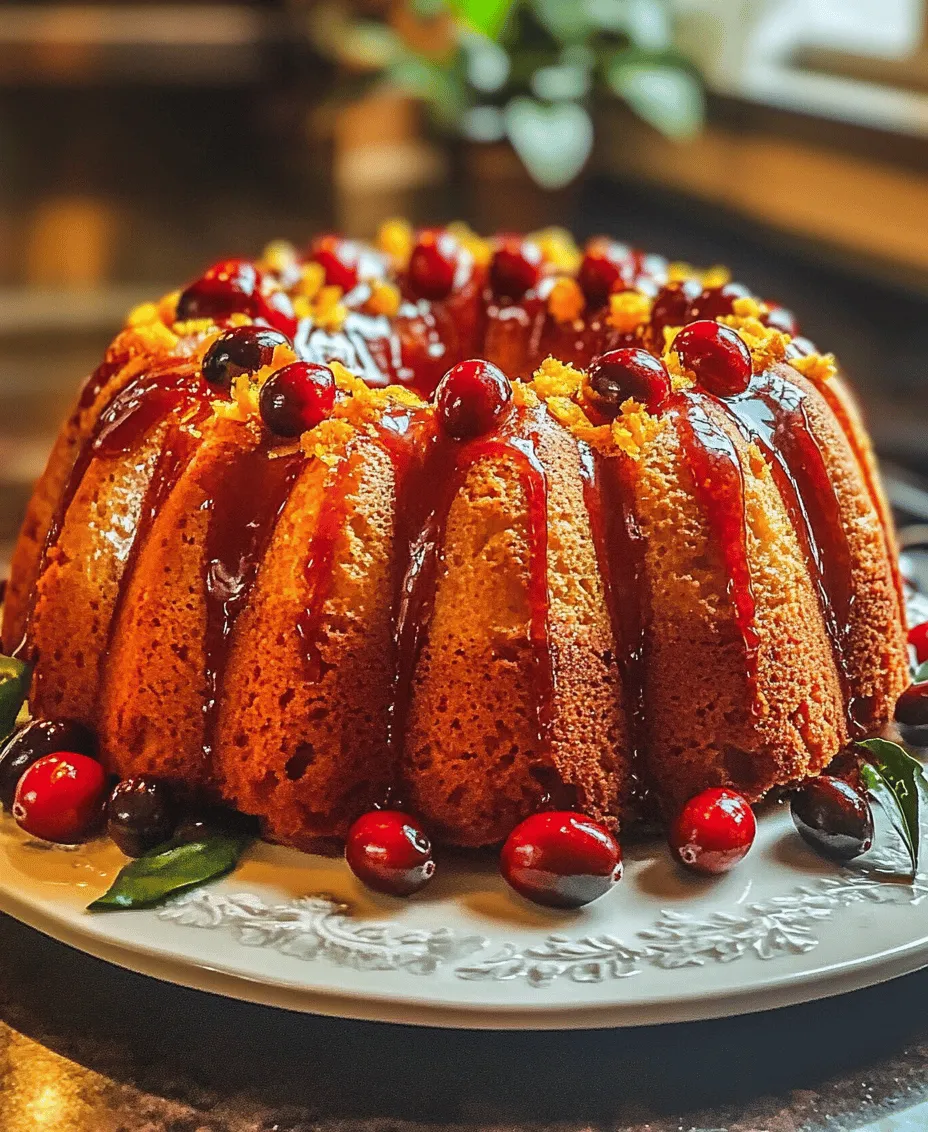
[1,788,927,1029]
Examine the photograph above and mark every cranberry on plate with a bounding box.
[909,620,928,666]
[790,775,873,862]
[669,787,756,875]
[345,810,436,896]
[500,811,623,909]
[106,776,175,857]
[435,359,512,440]
[12,752,108,844]
[587,348,671,414]
[0,718,95,810]
[895,680,928,727]
[259,361,336,437]
[674,319,753,397]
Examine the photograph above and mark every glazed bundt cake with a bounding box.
[1,223,908,850]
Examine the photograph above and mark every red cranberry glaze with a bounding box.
[500,811,622,909]
[764,303,799,337]
[674,320,753,397]
[489,236,542,299]
[202,326,291,390]
[177,259,264,323]
[910,620,928,665]
[345,810,436,896]
[0,719,95,810]
[13,752,107,843]
[688,282,752,322]
[649,279,702,345]
[587,348,671,414]
[790,775,873,862]
[407,229,462,301]
[258,361,335,437]
[435,359,512,440]
[670,787,756,874]
[895,680,928,727]
[309,235,361,292]
[577,241,632,306]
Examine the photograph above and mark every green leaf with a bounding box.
[605,57,704,139]
[858,738,925,877]
[0,655,30,741]
[88,834,250,912]
[913,660,928,682]
[449,0,517,40]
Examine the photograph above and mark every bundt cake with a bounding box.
[1,223,909,851]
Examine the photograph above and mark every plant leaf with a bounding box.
[913,660,928,682]
[88,834,250,912]
[605,57,704,139]
[0,655,30,741]
[450,0,516,40]
[858,738,925,877]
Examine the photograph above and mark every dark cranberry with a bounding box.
[177,259,264,322]
[489,236,542,299]
[587,348,671,414]
[500,811,622,909]
[345,810,435,896]
[670,787,756,875]
[649,280,702,344]
[791,775,873,862]
[13,752,107,843]
[909,620,928,665]
[202,326,291,390]
[764,303,799,337]
[577,242,633,306]
[259,361,336,437]
[106,777,175,857]
[435,359,512,440]
[674,320,753,397]
[407,229,461,301]
[0,719,96,810]
[309,235,361,292]
[688,282,752,322]
[895,680,928,727]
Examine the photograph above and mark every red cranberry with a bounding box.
[790,776,873,862]
[587,348,671,414]
[202,326,291,390]
[345,810,435,896]
[688,282,752,322]
[910,621,928,665]
[501,811,622,909]
[177,259,264,322]
[577,241,633,306]
[407,229,461,301]
[0,719,96,810]
[670,787,756,875]
[764,303,799,337]
[649,280,702,345]
[13,752,107,843]
[435,359,512,440]
[259,361,335,437]
[490,237,542,299]
[895,680,928,727]
[674,320,753,397]
[309,235,361,292]
[106,777,175,857]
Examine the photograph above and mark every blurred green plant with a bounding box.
[303,0,704,189]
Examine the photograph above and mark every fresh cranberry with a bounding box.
[501,811,622,909]
[790,776,873,862]
[106,777,175,857]
[577,242,633,306]
[202,326,291,390]
[176,259,264,322]
[407,229,462,301]
[489,237,542,299]
[908,621,928,665]
[435,359,512,439]
[587,348,671,414]
[12,752,107,843]
[649,280,702,345]
[0,719,96,811]
[670,787,756,875]
[259,361,335,437]
[688,282,752,322]
[309,235,361,292]
[345,810,435,896]
[895,680,928,727]
[764,303,799,337]
[674,320,753,396]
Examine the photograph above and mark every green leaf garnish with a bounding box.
[913,660,928,683]
[0,654,30,741]
[88,833,250,912]
[858,738,925,878]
